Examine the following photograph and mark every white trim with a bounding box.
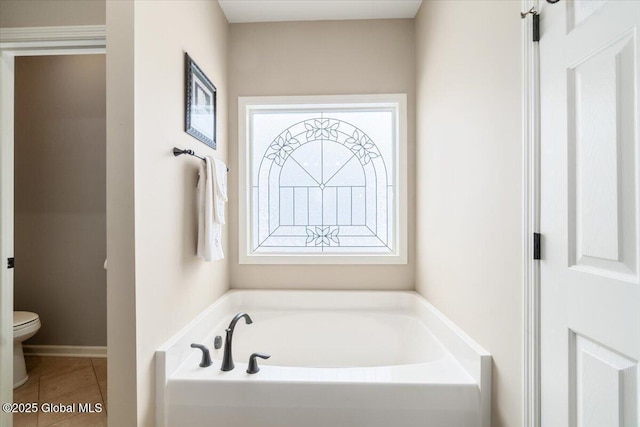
[23,345,107,358]
[238,94,408,265]
[0,26,106,427]
[522,2,541,427]
[0,25,106,49]
[0,45,15,427]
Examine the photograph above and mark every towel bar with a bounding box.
[173,147,229,172]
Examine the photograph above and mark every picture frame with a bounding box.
[185,52,217,149]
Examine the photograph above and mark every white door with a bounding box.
[540,0,640,426]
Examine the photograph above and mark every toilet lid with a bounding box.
[14,311,39,327]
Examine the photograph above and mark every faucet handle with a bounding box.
[246,352,270,374]
[190,343,213,367]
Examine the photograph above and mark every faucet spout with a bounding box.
[227,312,253,331]
[221,312,252,371]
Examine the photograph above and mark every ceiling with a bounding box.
[218,0,424,24]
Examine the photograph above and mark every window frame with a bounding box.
[238,94,407,264]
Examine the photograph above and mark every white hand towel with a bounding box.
[197,156,224,261]
[212,158,228,225]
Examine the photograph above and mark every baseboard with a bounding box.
[23,345,107,358]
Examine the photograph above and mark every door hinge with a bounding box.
[7,257,14,269]
[521,8,540,42]
[533,233,541,260]
[532,13,540,42]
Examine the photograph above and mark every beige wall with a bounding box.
[106,1,230,425]
[414,2,522,427]
[14,55,106,346]
[0,0,104,28]
[228,19,415,290]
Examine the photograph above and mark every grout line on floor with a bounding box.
[92,359,107,413]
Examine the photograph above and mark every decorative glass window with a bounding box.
[239,95,407,264]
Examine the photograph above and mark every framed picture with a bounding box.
[185,52,216,149]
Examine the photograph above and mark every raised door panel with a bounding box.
[568,0,608,31]
[567,33,637,283]
[571,334,637,427]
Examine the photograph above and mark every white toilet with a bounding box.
[13,311,41,389]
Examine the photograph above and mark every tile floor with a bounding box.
[13,356,107,427]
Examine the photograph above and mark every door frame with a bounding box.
[521,0,541,427]
[0,25,105,426]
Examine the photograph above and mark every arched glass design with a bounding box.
[249,107,397,255]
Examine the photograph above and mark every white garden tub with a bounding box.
[156,290,491,427]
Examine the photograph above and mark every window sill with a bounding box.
[239,253,408,265]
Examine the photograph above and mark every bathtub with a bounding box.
[156,290,491,427]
